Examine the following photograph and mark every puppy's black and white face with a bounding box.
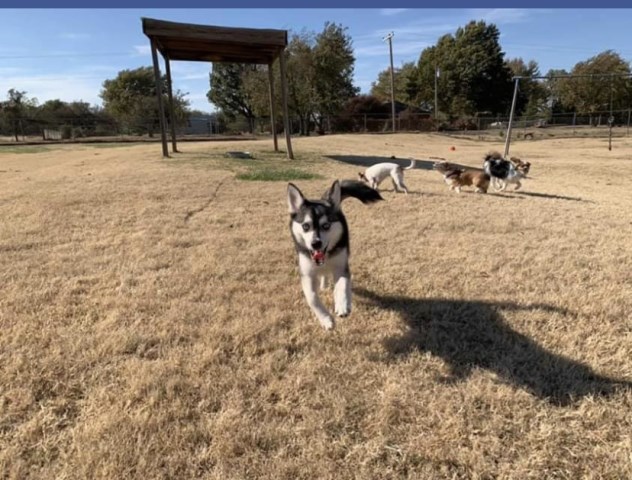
[287,182,345,266]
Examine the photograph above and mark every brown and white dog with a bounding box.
[433,160,490,193]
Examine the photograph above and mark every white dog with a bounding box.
[358,159,416,194]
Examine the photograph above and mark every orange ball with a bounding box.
[449,146,456,151]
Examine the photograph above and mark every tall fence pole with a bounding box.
[503,77,520,158]
[627,108,631,136]
[608,76,614,151]
[382,32,396,133]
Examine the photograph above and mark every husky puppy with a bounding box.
[287,180,383,330]
[358,159,416,194]
[432,161,490,193]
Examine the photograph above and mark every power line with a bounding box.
[0,52,136,60]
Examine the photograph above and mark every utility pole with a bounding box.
[503,77,520,158]
[383,32,396,133]
[608,75,614,151]
[434,65,439,123]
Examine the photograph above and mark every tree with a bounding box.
[284,31,317,135]
[100,67,189,137]
[557,51,631,122]
[206,23,359,136]
[332,94,390,132]
[312,22,359,131]
[416,21,513,119]
[370,62,420,106]
[208,63,259,133]
[0,89,38,141]
[542,68,571,119]
[505,58,548,119]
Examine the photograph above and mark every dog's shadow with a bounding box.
[327,155,435,171]
[514,191,591,202]
[357,288,631,406]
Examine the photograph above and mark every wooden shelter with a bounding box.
[141,17,293,159]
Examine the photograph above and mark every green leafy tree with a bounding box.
[100,67,189,137]
[417,21,513,118]
[505,58,548,119]
[370,62,420,106]
[208,63,259,133]
[558,50,631,122]
[542,68,571,119]
[284,31,317,135]
[312,22,359,131]
[0,89,38,141]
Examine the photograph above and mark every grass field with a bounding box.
[1,133,631,479]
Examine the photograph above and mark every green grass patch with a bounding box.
[87,142,145,148]
[237,168,322,182]
[0,145,51,154]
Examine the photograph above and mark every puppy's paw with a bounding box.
[335,303,351,318]
[319,315,335,330]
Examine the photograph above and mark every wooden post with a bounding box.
[150,39,169,157]
[268,62,278,152]
[627,108,631,136]
[165,56,178,153]
[278,50,294,159]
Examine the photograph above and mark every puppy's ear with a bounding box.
[327,180,342,210]
[287,183,305,214]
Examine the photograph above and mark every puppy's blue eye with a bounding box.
[302,223,310,232]
[321,223,331,231]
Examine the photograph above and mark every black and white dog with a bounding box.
[483,151,522,191]
[287,180,383,330]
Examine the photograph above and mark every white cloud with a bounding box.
[133,45,151,56]
[380,9,408,16]
[353,23,454,60]
[59,32,91,40]
[466,9,532,25]
[0,73,103,106]
[0,67,24,75]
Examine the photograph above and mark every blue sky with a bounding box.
[1,8,631,112]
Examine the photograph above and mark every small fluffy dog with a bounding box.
[507,157,531,190]
[432,160,490,193]
[358,158,416,194]
[287,180,383,330]
[483,152,530,191]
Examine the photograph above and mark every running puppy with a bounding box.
[287,180,383,330]
[432,160,490,193]
[358,158,416,194]
[483,151,529,191]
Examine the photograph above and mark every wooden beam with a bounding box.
[278,50,294,160]
[142,18,287,47]
[161,52,276,64]
[268,62,278,152]
[164,56,178,153]
[150,38,169,157]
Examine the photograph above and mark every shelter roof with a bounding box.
[142,17,288,64]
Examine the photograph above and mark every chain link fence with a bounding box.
[1,109,631,144]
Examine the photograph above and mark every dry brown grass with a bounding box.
[1,134,631,479]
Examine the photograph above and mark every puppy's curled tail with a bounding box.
[340,180,384,204]
[404,159,416,170]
